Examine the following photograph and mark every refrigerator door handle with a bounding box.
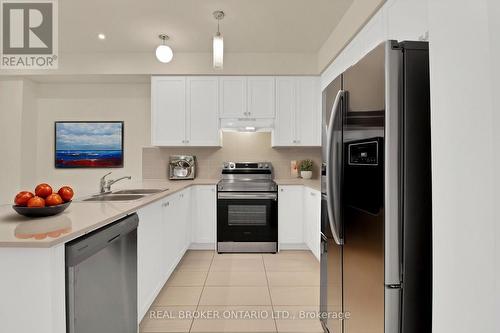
[326,89,344,246]
[385,285,401,333]
[385,42,402,284]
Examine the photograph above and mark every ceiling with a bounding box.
[59,0,354,54]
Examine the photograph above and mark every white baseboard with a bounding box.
[279,243,309,250]
[189,243,216,250]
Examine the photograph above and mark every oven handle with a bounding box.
[218,192,278,200]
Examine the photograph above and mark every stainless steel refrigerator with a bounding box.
[320,41,432,333]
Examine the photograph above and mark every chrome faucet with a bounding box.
[100,172,132,193]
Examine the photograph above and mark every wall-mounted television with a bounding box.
[55,121,124,168]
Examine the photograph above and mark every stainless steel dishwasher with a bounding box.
[66,213,139,333]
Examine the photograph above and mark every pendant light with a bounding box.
[213,10,225,69]
[156,34,173,63]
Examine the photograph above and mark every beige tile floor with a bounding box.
[140,250,324,333]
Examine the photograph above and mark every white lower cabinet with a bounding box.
[191,185,217,248]
[278,186,304,247]
[162,189,190,279]
[137,186,215,321]
[278,185,321,260]
[304,188,321,260]
[137,187,192,321]
[137,200,165,320]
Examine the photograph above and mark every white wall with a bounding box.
[0,79,39,204]
[428,1,499,332]
[20,80,39,188]
[0,80,24,204]
[489,0,500,323]
[0,52,318,76]
[35,83,150,195]
[321,0,428,89]
[318,0,385,72]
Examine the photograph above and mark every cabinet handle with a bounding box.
[280,188,284,192]
[310,192,315,196]
[163,202,169,207]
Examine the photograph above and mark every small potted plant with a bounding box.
[299,159,313,179]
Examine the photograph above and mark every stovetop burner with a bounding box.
[218,161,277,192]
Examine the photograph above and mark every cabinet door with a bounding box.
[304,188,321,260]
[247,76,275,118]
[162,194,184,275]
[137,201,164,319]
[192,185,216,245]
[187,77,220,146]
[273,77,296,146]
[296,77,321,146]
[151,76,186,146]
[178,188,192,251]
[278,186,304,246]
[219,77,247,118]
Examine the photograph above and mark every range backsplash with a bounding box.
[143,132,321,180]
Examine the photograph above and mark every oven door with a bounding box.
[217,192,278,253]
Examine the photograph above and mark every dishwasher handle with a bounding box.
[66,213,139,267]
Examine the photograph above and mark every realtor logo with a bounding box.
[1,0,58,69]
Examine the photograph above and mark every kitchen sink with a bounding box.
[112,188,168,195]
[82,194,146,202]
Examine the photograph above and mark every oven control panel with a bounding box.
[222,162,272,170]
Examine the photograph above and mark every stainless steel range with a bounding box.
[217,162,278,253]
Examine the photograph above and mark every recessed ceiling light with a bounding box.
[98,33,106,40]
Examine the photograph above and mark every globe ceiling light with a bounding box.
[156,34,173,63]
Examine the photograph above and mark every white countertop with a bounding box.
[0,178,319,248]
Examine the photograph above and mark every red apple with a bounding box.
[14,191,34,206]
[27,196,46,208]
[58,186,74,202]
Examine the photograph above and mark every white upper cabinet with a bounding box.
[151,76,220,146]
[296,77,321,146]
[247,76,276,118]
[273,76,321,147]
[152,75,318,147]
[219,77,247,118]
[187,77,220,146]
[274,77,296,145]
[151,76,186,146]
[219,76,275,119]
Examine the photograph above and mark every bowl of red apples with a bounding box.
[13,183,74,218]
